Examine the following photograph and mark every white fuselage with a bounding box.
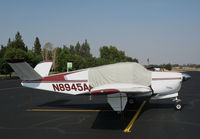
[151,72,182,100]
[22,70,183,100]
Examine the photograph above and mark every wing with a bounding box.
[90,83,152,112]
[90,83,152,97]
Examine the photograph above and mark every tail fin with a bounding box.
[34,60,53,77]
[8,59,53,80]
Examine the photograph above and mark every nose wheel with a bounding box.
[175,102,182,110]
[173,97,182,110]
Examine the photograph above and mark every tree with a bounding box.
[33,37,41,55]
[75,41,81,55]
[85,57,101,68]
[100,46,138,63]
[69,45,75,55]
[70,55,86,70]
[0,45,7,58]
[1,48,28,77]
[56,48,88,72]
[80,40,92,58]
[100,46,110,60]
[7,38,11,48]
[52,48,59,71]
[11,32,27,51]
[63,45,69,51]
[56,49,70,72]
[26,50,42,67]
[4,48,27,60]
[0,45,11,76]
[0,59,13,77]
[42,42,53,60]
[125,56,138,63]
[164,63,172,71]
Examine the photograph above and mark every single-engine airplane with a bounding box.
[8,59,191,112]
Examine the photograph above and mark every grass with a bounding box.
[171,67,200,72]
[0,74,19,80]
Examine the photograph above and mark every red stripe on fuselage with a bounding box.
[23,70,87,82]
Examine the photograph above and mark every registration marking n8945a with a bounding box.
[52,83,91,92]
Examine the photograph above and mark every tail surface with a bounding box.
[8,59,52,81]
[34,60,53,77]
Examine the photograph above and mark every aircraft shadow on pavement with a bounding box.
[91,101,183,130]
[91,110,137,130]
[91,103,142,130]
[144,101,186,110]
[37,99,71,107]
[145,102,175,109]
[36,99,111,110]
[33,99,185,130]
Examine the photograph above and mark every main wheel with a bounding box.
[128,98,134,104]
[175,103,182,110]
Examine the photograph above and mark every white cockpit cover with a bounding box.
[88,62,151,88]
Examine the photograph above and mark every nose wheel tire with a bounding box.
[175,102,182,110]
[173,97,182,110]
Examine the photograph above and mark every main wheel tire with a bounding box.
[175,103,182,110]
[128,99,134,104]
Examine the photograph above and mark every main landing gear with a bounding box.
[173,97,182,110]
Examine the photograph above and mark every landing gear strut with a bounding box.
[173,97,182,110]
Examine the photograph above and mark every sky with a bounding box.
[0,0,200,64]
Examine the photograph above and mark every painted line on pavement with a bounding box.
[0,86,23,91]
[26,109,137,112]
[27,109,104,112]
[123,100,146,133]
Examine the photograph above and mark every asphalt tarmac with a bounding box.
[0,71,199,139]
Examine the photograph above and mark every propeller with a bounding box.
[182,73,191,82]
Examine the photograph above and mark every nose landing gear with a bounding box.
[173,97,182,110]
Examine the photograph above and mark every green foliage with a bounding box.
[1,32,139,74]
[71,55,86,70]
[7,38,11,48]
[33,37,41,55]
[164,63,172,71]
[0,47,42,75]
[0,58,12,75]
[160,63,172,71]
[0,45,7,58]
[75,42,81,55]
[56,49,69,72]
[26,50,42,67]
[100,46,138,63]
[56,49,87,72]
[0,48,28,75]
[80,40,92,58]
[9,32,27,51]
[4,48,27,60]
[69,45,75,55]
[85,57,100,68]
